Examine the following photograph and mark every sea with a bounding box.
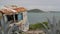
[27,12,60,24]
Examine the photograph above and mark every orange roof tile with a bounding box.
[14,7,27,12]
[0,7,27,15]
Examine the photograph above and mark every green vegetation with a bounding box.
[29,22,48,30]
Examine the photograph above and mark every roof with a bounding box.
[14,7,27,12]
[0,6,27,15]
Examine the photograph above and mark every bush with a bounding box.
[29,22,48,30]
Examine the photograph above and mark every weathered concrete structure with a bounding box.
[0,5,29,34]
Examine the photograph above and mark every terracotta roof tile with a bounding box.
[14,7,27,12]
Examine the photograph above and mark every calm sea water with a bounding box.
[27,12,60,24]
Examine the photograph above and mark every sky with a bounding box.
[0,0,60,11]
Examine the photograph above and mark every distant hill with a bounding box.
[27,9,45,13]
[49,11,60,13]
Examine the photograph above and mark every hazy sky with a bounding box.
[0,0,60,11]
